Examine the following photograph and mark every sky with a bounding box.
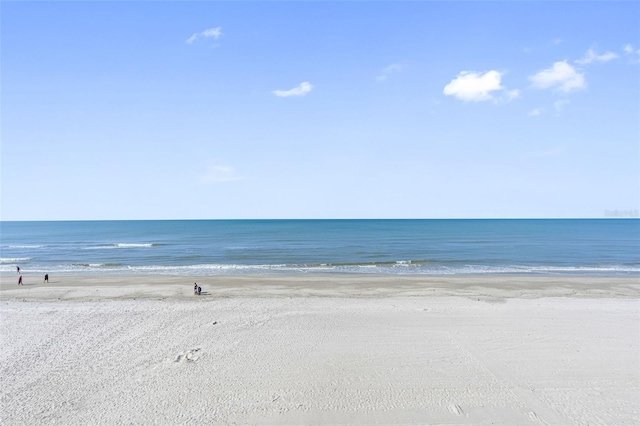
[1,1,639,220]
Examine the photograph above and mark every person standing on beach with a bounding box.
[18,275,23,285]
[44,274,49,283]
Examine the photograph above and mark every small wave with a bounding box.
[8,245,45,249]
[84,243,157,250]
[1,257,31,264]
[422,264,640,275]
[83,246,117,250]
[129,264,278,272]
[72,263,123,268]
[524,265,640,274]
[394,260,431,267]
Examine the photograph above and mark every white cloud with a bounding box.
[529,61,586,93]
[443,70,507,102]
[272,82,313,97]
[575,48,618,65]
[505,89,520,101]
[187,27,222,44]
[201,28,222,38]
[623,44,640,60]
[376,63,403,81]
[200,165,244,184]
[528,108,542,117]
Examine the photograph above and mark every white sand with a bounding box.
[1,275,639,425]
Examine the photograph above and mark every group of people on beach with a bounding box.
[16,265,204,296]
[16,266,48,285]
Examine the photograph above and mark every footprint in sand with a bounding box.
[174,348,201,363]
[528,411,543,423]
[448,403,464,416]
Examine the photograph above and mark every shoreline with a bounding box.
[1,273,638,301]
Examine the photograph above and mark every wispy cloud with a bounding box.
[200,164,244,184]
[554,99,570,116]
[272,82,313,97]
[528,108,542,117]
[575,48,618,65]
[623,44,640,62]
[376,63,404,81]
[187,27,222,44]
[443,70,516,103]
[529,61,586,93]
[504,89,520,102]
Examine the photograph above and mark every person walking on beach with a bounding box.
[194,283,198,295]
[44,274,49,283]
[16,266,20,274]
[18,275,23,285]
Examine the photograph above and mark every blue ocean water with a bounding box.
[1,219,638,276]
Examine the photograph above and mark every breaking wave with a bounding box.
[1,257,31,264]
[13,261,636,276]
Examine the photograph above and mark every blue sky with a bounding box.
[2,1,639,220]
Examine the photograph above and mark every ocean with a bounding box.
[1,219,638,276]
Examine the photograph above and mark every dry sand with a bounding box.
[1,274,639,425]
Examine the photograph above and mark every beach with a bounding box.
[1,274,639,425]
